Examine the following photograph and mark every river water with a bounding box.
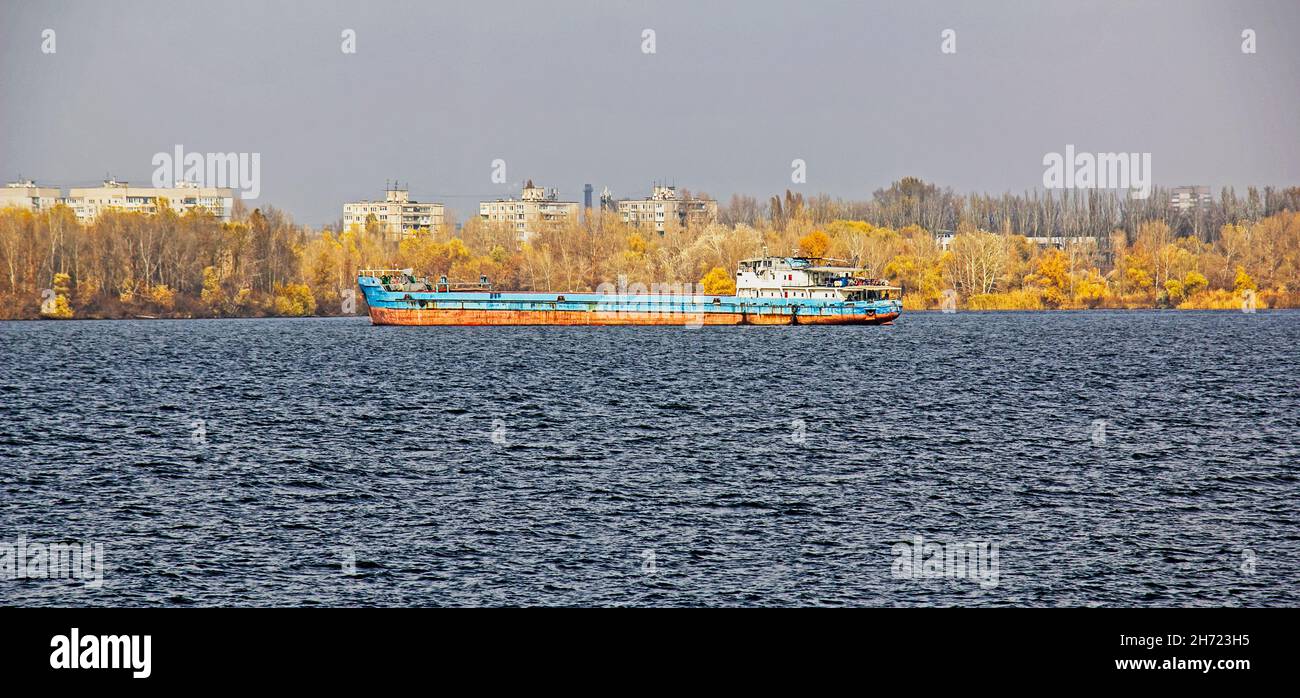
[1,311,1296,606]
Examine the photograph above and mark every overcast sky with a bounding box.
[3,0,1298,226]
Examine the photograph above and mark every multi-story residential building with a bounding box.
[617,185,718,235]
[65,179,234,222]
[479,181,579,241]
[0,180,62,212]
[343,186,445,241]
[1169,186,1213,213]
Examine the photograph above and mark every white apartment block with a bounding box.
[65,179,234,222]
[617,185,718,235]
[343,187,446,241]
[0,180,61,212]
[1169,186,1213,213]
[479,181,579,241]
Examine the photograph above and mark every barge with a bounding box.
[357,256,902,326]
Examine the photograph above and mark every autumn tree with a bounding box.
[945,229,1007,296]
[700,266,736,295]
[797,230,831,258]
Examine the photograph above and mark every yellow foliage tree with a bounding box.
[149,284,176,310]
[1073,269,1109,308]
[201,266,225,314]
[700,266,736,295]
[41,273,75,318]
[1163,279,1185,305]
[40,272,75,319]
[884,253,943,308]
[1027,249,1071,308]
[1182,270,1208,297]
[1233,266,1256,291]
[797,230,831,258]
[627,233,648,256]
[49,295,74,319]
[272,283,317,316]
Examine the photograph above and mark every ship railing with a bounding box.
[358,268,413,279]
[432,274,492,293]
[433,282,492,292]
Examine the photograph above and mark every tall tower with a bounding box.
[583,183,593,224]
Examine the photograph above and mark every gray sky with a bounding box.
[3,0,1298,226]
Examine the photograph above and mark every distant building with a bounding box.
[65,179,234,222]
[479,181,579,241]
[343,186,445,241]
[938,230,1099,250]
[1169,186,1212,213]
[0,180,61,212]
[1024,236,1100,249]
[617,185,718,235]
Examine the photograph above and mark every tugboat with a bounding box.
[357,256,902,326]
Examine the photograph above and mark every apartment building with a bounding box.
[1169,186,1213,213]
[0,180,62,212]
[65,179,234,222]
[343,186,446,241]
[479,181,579,241]
[617,185,717,235]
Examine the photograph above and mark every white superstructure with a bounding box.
[735,256,901,302]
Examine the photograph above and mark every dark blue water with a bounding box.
[2,311,1297,606]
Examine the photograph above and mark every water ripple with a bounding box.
[0,311,1297,606]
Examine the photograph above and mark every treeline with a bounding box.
[727,178,1300,244]
[0,200,312,319]
[1,179,1297,319]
